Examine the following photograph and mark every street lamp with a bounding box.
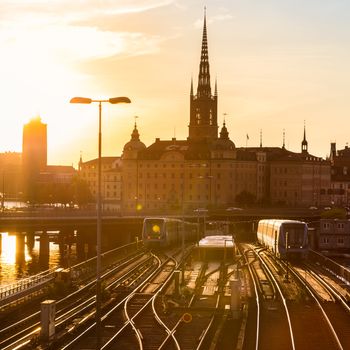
[70,95,131,343]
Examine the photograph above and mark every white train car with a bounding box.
[198,235,235,260]
[142,217,197,248]
[257,219,308,259]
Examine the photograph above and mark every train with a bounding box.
[142,217,198,248]
[257,219,308,259]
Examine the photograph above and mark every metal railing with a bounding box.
[0,240,142,307]
[0,268,56,306]
[309,249,350,285]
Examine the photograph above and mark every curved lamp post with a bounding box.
[70,96,131,343]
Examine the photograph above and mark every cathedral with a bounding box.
[80,12,332,214]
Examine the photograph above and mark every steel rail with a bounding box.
[100,254,173,350]
[242,247,261,350]
[254,247,296,350]
[59,253,161,350]
[195,285,222,349]
[1,253,154,350]
[305,262,350,310]
[288,264,344,350]
[0,251,147,340]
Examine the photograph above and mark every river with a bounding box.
[0,230,77,286]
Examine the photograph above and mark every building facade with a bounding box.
[79,12,336,214]
[0,152,22,205]
[317,219,350,251]
[329,143,350,207]
[78,156,123,211]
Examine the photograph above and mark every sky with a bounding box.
[1,0,350,167]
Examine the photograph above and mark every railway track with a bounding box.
[0,251,156,350]
[289,261,350,349]
[240,244,294,350]
[240,243,350,350]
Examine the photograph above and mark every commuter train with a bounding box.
[142,217,198,248]
[257,219,308,259]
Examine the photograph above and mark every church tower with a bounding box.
[188,9,218,140]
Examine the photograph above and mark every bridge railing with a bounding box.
[0,268,56,306]
[309,250,350,285]
[0,240,143,307]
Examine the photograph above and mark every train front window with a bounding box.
[284,224,306,247]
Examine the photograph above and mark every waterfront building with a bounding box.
[0,152,22,203]
[78,155,122,211]
[22,117,47,201]
[329,142,350,207]
[317,219,350,251]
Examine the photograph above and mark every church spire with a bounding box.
[188,9,218,141]
[197,8,211,97]
[131,116,140,141]
[190,76,193,96]
[301,120,308,153]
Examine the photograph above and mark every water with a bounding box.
[2,200,27,209]
[0,231,77,286]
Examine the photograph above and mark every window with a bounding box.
[337,238,344,245]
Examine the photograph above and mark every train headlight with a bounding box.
[152,224,160,233]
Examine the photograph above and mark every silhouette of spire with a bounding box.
[190,76,194,96]
[78,151,83,171]
[222,112,227,124]
[282,129,286,149]
[260,129,262,148]
[189,8,218,140]
[220,120,229,140]
[197,7,211,97]
[131,116,140,141]
[301,120,308,153]
[214,77,218,96]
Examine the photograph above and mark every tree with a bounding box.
[72,176,93,207]
[321,208,347,219]
[236,190,256,207]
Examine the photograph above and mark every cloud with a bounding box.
[0,1,172,64]
[0,0,174,23]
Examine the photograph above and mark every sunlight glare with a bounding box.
[0,233,16,265]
